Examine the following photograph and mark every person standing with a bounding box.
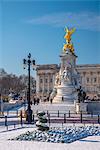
[62,96,64,101]
[50,98,53,104]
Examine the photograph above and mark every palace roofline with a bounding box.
[37,63,100,69]
[76,64,100,70]
[76,64,100,67]
[36,64,60,70]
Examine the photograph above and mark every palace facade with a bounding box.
[36,64,100,99]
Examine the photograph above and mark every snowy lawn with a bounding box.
[0,124,100,150]
[0,136,100,150]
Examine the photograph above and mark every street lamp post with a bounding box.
[0,93,3,115]
[23,53,35,123]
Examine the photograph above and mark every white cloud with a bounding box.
[27,12,100,31]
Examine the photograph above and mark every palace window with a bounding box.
[87,77,89,83]
[50,78,52,82]
[98,85,100,91]
[97,72,100,75]
[94,77,97,83]
[40,79,43,83]
[45,78,48,83]
[39,88,42,92]
[44,89,48,93]
[99,77,100,83]
[86,87,90,92]
[91,78,93,83]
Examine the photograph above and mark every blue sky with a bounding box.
[0,0,100,75]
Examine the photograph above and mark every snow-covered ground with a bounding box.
[0,124,100,150]
[0,136,100,150]
[0,103,100,150]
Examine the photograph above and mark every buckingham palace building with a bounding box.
[36,64,100,99]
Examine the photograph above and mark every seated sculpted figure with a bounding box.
[55,73,60,85]
[62,67,69,81]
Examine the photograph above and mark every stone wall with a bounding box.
[75,101,100,114]
[2,101,23,111]
[87,101,100,114]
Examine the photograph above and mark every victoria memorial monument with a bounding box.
[51,27,81,103]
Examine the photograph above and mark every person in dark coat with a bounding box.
[50,98,53,104]
[62,96,64,101]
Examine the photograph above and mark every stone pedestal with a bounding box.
[75,102,88,113]
[53,85,76,103]
[53,50,80,104]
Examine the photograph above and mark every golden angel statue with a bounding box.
[64,27,76,43]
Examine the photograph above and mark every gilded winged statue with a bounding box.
[64,27,76,43]
[63,27,76,54]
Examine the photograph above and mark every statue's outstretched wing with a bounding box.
[70,28,76,35]
[65,27,69,33]
[65,27,75,34]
